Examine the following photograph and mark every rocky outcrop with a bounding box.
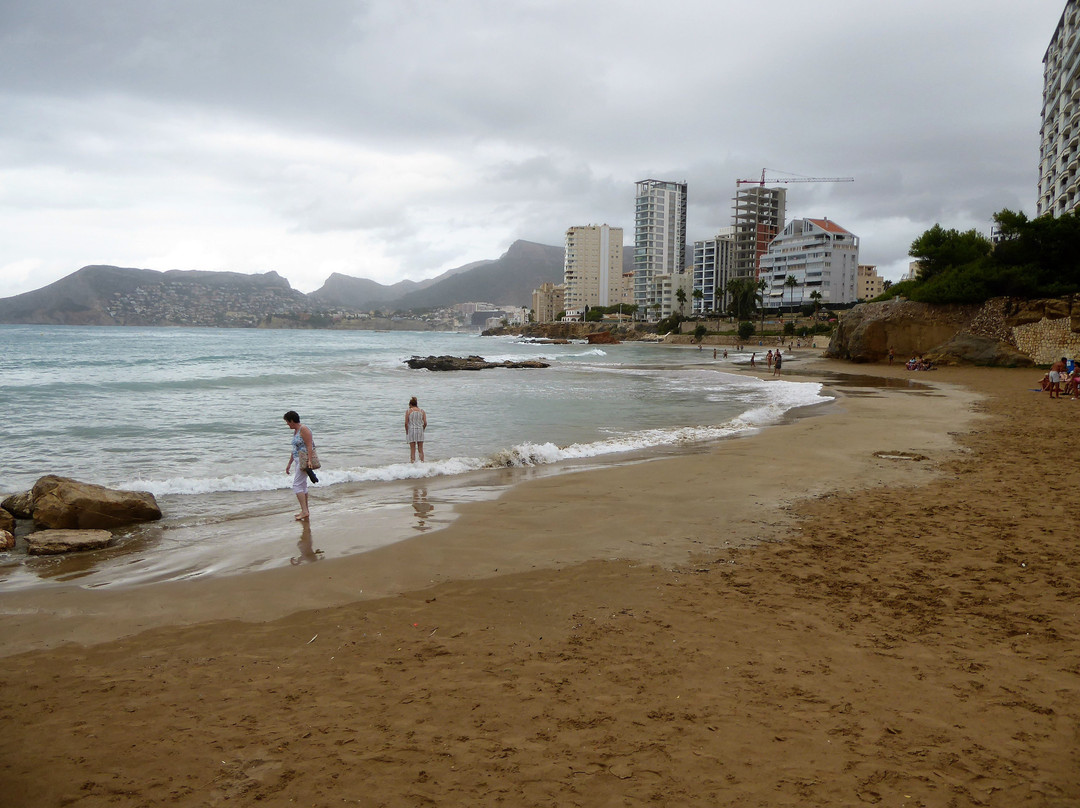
[27,529,113,555]
[0,507,14,535]
[827,296,1080,366]
[405,355,550,371]
[2,491,33,519]
[926,334,1034,367]
[586,331,619,344]
[827,300,980,363]
[0,529,14,550]
[31,475,161,530]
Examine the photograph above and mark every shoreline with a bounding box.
[0,357,970,656]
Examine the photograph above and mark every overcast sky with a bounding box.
[0,0,1067,297]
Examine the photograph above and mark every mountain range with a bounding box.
[0,240,569,326]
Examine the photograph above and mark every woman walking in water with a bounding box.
[405,396,428,462]
[283,410,314,521]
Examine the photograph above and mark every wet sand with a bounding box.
[1,358,1077,807]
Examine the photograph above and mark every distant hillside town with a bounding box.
[0,241,562,329]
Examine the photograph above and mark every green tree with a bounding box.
[726,278,760,321]
[909,224,992,281]
[809,290,822,316]
[693,324,707,342]
[784,274,799,309]
[676,287,687,314]
[758,278,768,334]
[737,320,755,341]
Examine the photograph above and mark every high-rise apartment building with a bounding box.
[531,282,565,323]
[563,224,624,313]
[759,218,859,308]
[634,179,687,318]
[731,186,786,282]
[692,227,735,314]
[1039,0,1080,216]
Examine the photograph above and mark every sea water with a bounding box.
[0,325,829,588]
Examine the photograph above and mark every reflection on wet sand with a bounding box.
[412,487,434,532]
[290,522,323,565]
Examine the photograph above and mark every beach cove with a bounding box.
[1,359,1078,806]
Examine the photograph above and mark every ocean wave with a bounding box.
[126,382,830,497]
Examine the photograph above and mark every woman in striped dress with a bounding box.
[405,396,428,462]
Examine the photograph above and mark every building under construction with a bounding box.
[731,186,786,282]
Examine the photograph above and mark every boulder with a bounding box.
[926,334,1034,367]
[0,529,14,551]
[27,529,112,555]
[1,490,33,519]
[0,508,14,535]
[31,475,162,530]
[405,355,550,371]
[586,331,620,344]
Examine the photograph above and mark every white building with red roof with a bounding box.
[759,217,860,309]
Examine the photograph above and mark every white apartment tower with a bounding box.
[563,224,624,312]
[759,218,860,308]
[692,228,735,314]
[731,186,786,281]
[1039,0,1080,216]
[634,179,687,317]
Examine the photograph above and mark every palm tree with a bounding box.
[692,288,703,315]
[676,287,687,315]
[757,278,768,334]
[809,290,822,317]
[784,274,799,310]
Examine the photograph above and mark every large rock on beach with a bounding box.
[827,300,979,363]
[2,490,34,519]
[586,331,619,344]
[31,475,161,530]
[405,355,550,371]
[27,529,113,555]
[0,529,14,551]
[0,508,14,535]
[927,334,1034,367]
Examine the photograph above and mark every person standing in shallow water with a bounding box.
[405,396,428,462]
[284,410,315,521]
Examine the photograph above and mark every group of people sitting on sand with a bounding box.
[906,355,935,371]
[1041,357,1080,398]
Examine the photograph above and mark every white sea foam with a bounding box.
[127,380,829,496]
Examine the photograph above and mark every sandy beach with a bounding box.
[1,358,1077,807]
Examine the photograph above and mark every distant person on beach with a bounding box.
[750,352,756,367]
[888,347,895,365]
[766,349,773,369]
[406,396,428,462]
[1050,357,1067,398]
[283,410,314,521]
[773,350,783,376]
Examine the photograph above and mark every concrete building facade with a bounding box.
[692,227,735,315]
[563,224,624,313]
[1039,0,1080,217]
[531,282,565,323]
[759,218,860,308]
[857,264,885,300]
[634,179,687,319]
[731,186,786,282]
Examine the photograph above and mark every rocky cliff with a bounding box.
[827,297,1080,366]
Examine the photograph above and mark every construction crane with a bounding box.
[736,168,854,186]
